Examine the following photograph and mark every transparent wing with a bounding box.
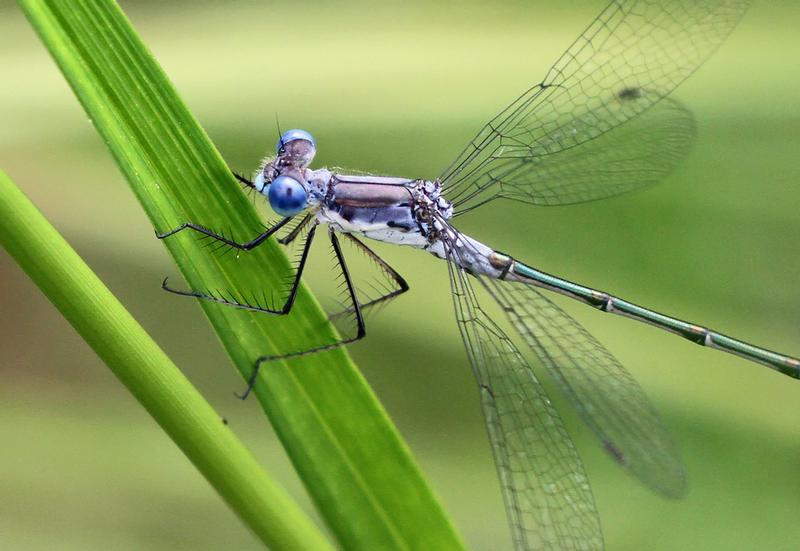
[450,95,695,212]
[485,278,686,498]
[446,246,602,550]
[441,0,749,213]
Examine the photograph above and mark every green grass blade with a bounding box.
[0,169,334,551]
[17,1,465,549]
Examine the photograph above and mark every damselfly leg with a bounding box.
[156,216,293,252]
[329,234,409,318]
[237,228,368,398]
[159,222,316,315]
[158,214,376,399]
[278,213,315,245]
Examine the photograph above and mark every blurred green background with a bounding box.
[1,1,799,549]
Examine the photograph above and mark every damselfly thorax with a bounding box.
[294,168,458,252]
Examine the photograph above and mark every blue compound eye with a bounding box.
[276,129,316,154]
[267,175,308,217]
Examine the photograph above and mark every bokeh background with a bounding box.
[1,1,799,549]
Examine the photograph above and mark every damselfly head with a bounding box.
[252,161,310,217]
[267,174,308,216]
[276,128,316,168]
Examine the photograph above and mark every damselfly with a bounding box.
[157,1,798,549]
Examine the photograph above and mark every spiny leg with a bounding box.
[156,215,293,251]
[232,171,257,190]
[162,223,318,315]
[328,233,409,318]
[237,228,367,400]
[278,213,315,245]
[231,171,259,204]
